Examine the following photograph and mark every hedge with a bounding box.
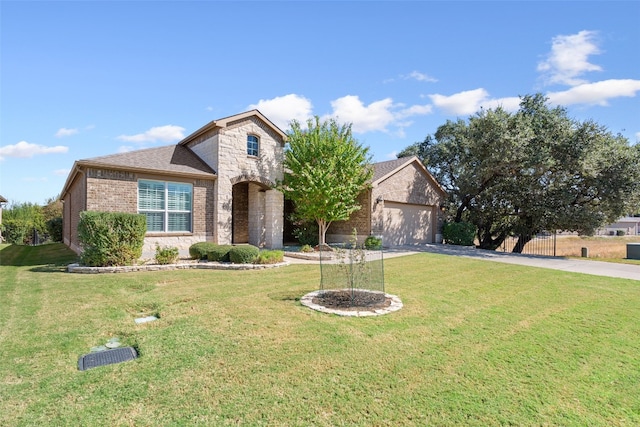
[78,211,146,266]
[229,245,260,264]
[443,221,476,246]
[207,245,233,262]
[189,242,218,260]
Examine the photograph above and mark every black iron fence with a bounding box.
[500,231,557,257]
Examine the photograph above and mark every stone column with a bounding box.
[264,189,284,249]
[248,185,266,247]
[216,179,233,245]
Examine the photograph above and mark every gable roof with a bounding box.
[372,156,446,195]
[61,145,216,197]
[179,109,287,147]
[0,195,7,203]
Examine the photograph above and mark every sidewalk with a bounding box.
[285,244,640,281]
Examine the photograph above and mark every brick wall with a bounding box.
[62,171,87,253]
[327,191,372,243]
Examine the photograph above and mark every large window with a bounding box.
[247,135,259,157]
[138,180,192,232]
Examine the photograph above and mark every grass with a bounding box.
[554,236,640,264]
[1,243,639,426]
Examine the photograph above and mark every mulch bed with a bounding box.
[312,290,391,311]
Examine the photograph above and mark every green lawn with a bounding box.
[1,243,639,426]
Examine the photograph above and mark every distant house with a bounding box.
[600,217,640,236]
[0,195,7,242]
[61,110,446,255]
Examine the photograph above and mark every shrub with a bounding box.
[155,245,179,265]
[207,245,233,262]
[443,221,476,246]
[256,249,284,264]
[364,235,382,250]
[293,220,319,246]
[78,211,146,266]
[46,217,63,243]
[189,242,217,260]
[300,244,314,253]
[229,245,259,264]
[616,230,626,236]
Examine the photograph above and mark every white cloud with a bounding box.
[429,89,520,116]
[54,169,70,176]
[248,94,313,130]
[537,30,602,86]
[547,79,640,106]
[0,141,68,161]
[404,71,438,83]
[325,95,432,135]
[117,125,185,143]
[635,132,640,143]
[55,128,79,138]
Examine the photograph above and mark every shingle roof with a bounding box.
[77,144,216,177]
[372,157,414,183]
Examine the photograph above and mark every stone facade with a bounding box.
[184,114,285,248]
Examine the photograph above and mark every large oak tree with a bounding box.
[400,94,640,252]
[280,116,373,246]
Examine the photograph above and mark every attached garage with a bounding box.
[326,156,446,247]
[381,202,435,246]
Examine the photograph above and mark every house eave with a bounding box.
[76,160,217,181]
[178,109,288,147]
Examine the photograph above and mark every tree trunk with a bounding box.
[512,233,533,253]
[317,219,331,246]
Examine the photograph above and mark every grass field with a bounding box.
[1,243,639,426]
[503,235,640,265]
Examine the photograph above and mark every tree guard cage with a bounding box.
[319,236,385,307]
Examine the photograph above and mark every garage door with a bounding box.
[382,202,433,246]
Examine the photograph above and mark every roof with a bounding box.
[179,109,287,147]
[77,144,216,176]
[0,195,7,203]
[61,145,216,197]
[372,156,446,195]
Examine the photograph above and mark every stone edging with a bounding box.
[300,290,403,317]
[67,261,290,274]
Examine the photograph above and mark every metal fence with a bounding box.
[500,231,557,257]
[319,240,385,307]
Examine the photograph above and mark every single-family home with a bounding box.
[61,110,445,255]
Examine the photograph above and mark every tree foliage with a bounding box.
[400,94,640,252]
[280,116,373,246]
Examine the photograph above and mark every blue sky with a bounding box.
[1,1,639,205]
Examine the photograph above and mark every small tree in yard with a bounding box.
[280,116,373,247]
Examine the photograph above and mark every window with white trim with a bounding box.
[138,180,192,232]
[247,134,259,157]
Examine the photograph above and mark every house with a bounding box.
[61,110,445,255]
[324,156,446,246]
[599,217,640,236]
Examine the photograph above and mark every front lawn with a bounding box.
[1,244,639,426]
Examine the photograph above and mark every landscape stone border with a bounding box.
[300,290,403,317]
[67,261,290,274]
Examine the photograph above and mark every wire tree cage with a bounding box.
[318,232,385,307]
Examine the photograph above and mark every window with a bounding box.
[138,180,192,232]
[247,135,259,157]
